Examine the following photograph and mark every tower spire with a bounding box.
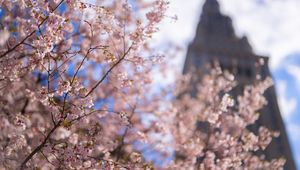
[193,0,252,57]
[202,0,221,15]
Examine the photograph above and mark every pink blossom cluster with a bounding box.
[166,69,285,169]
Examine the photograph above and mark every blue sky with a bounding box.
[151,0,300,168]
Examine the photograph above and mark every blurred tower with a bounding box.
[183,0,295,169]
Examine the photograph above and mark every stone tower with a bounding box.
[183,0,296,169]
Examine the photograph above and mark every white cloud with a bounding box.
[286,65,300,90]
[277,80,297,120]
[219,0,300,70]
[153,0,203,45]
[150,0,203,84]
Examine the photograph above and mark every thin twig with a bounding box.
[83,45,132,98]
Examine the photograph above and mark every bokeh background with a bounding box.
[2,0,298,168]
[150,0,300,168]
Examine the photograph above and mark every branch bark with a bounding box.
[19,121,61,169]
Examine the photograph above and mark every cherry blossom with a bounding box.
[0,0,285,169]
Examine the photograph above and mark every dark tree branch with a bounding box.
[84,45,132,98]
[19,121,61,169]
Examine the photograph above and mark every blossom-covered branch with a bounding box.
[0,0,285,169]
